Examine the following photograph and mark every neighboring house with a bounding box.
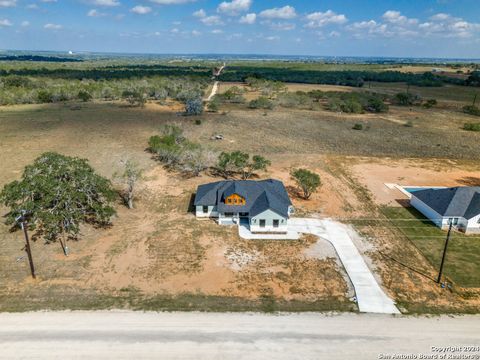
[194,179,293,233]
[410,186,480,234]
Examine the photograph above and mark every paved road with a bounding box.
[289,218,400,314]
[0,312,479,360]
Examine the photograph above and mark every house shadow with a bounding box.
[457,177,480,186]
[394,198,411,208]
[187,193,196,214]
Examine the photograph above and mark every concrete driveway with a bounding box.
[289,218,400,314]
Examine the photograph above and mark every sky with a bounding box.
[0,0,480,58]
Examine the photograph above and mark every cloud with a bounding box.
[263,21,295,31]
[131,5,152,14]
[26,3,38,9]
[305,10,347,28]
[87,9,105,17]
[44,23,62,29]
[211,29,223,34]
[149,0,195,4]
[193,9,206,18]
[239,13,256,24]
[264,35,279,41]
[259,5,296,20]
[91,0,119,6]
[0,0,16,7]
[419,14,480,38]
[40,0,57,2]
[191,29,201,36]
[0,19,13,27]
[170,27,179,33]
[21,20,30,27]
[200,15,224,26]
[382,10,417,25]
[217,0,251,16]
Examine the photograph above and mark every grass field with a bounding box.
[381,206,480,288]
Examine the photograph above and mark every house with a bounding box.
[410,186,480,234]
[194,179,293,233]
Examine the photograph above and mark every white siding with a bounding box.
[250,209,288,233]
[466,214,480,234]
[195,205,218,218]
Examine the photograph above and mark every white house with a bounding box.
[194,179,294,234]
[410,187,480,234]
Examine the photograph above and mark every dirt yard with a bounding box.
[0,99,479,313]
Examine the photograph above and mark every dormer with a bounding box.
[225,193,246,206]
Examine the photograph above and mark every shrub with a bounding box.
[394,92,420,106]
[463,123,480,131]
[195,119,202,125]
[185,97,204,115]
[77,90,92,102]
[366,97,389,113]
[463,105,480,117]
[207,100,219,112]
[37,90,53,103]
[423,99,437,108]
[249,96,274,110]
[352,123,363,130]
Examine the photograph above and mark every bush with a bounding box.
[185,97,203,115]
[463,123,480,131]
[77,90,92,102]
[352,123,363,130]
[394,92,420,106]
[37,90,54,103]
[249,96,274,110]
[195,119,202,125]
[423,99,437,108]
[463,105,480,116]
[207,100,219,112]
[366,97,389,113]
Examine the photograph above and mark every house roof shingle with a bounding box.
[413,186,480,219]
[194,179,292,218]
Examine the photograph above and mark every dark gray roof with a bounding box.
[194,179,292,218]
[412,187,480,219]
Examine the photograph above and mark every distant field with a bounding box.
[360,82,479,105]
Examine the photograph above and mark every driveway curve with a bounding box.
[289,218,400,314]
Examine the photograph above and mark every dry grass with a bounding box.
[0,98,479,313]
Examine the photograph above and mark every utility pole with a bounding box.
[16,212,36,279]
[436,220,453,284]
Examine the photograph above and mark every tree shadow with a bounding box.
[286,185,303,200]
[457,177,480,186]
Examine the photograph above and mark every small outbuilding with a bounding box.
[194,179,294,234]
[410,186,480,234]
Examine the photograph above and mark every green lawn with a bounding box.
[381,206,480,288]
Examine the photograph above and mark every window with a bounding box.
[202,206,208,214]
[449,217,459,225]
[259,219,266,228]
[224,212,234,217]
[273,220,279,228]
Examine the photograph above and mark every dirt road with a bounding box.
[1,312,479,359]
